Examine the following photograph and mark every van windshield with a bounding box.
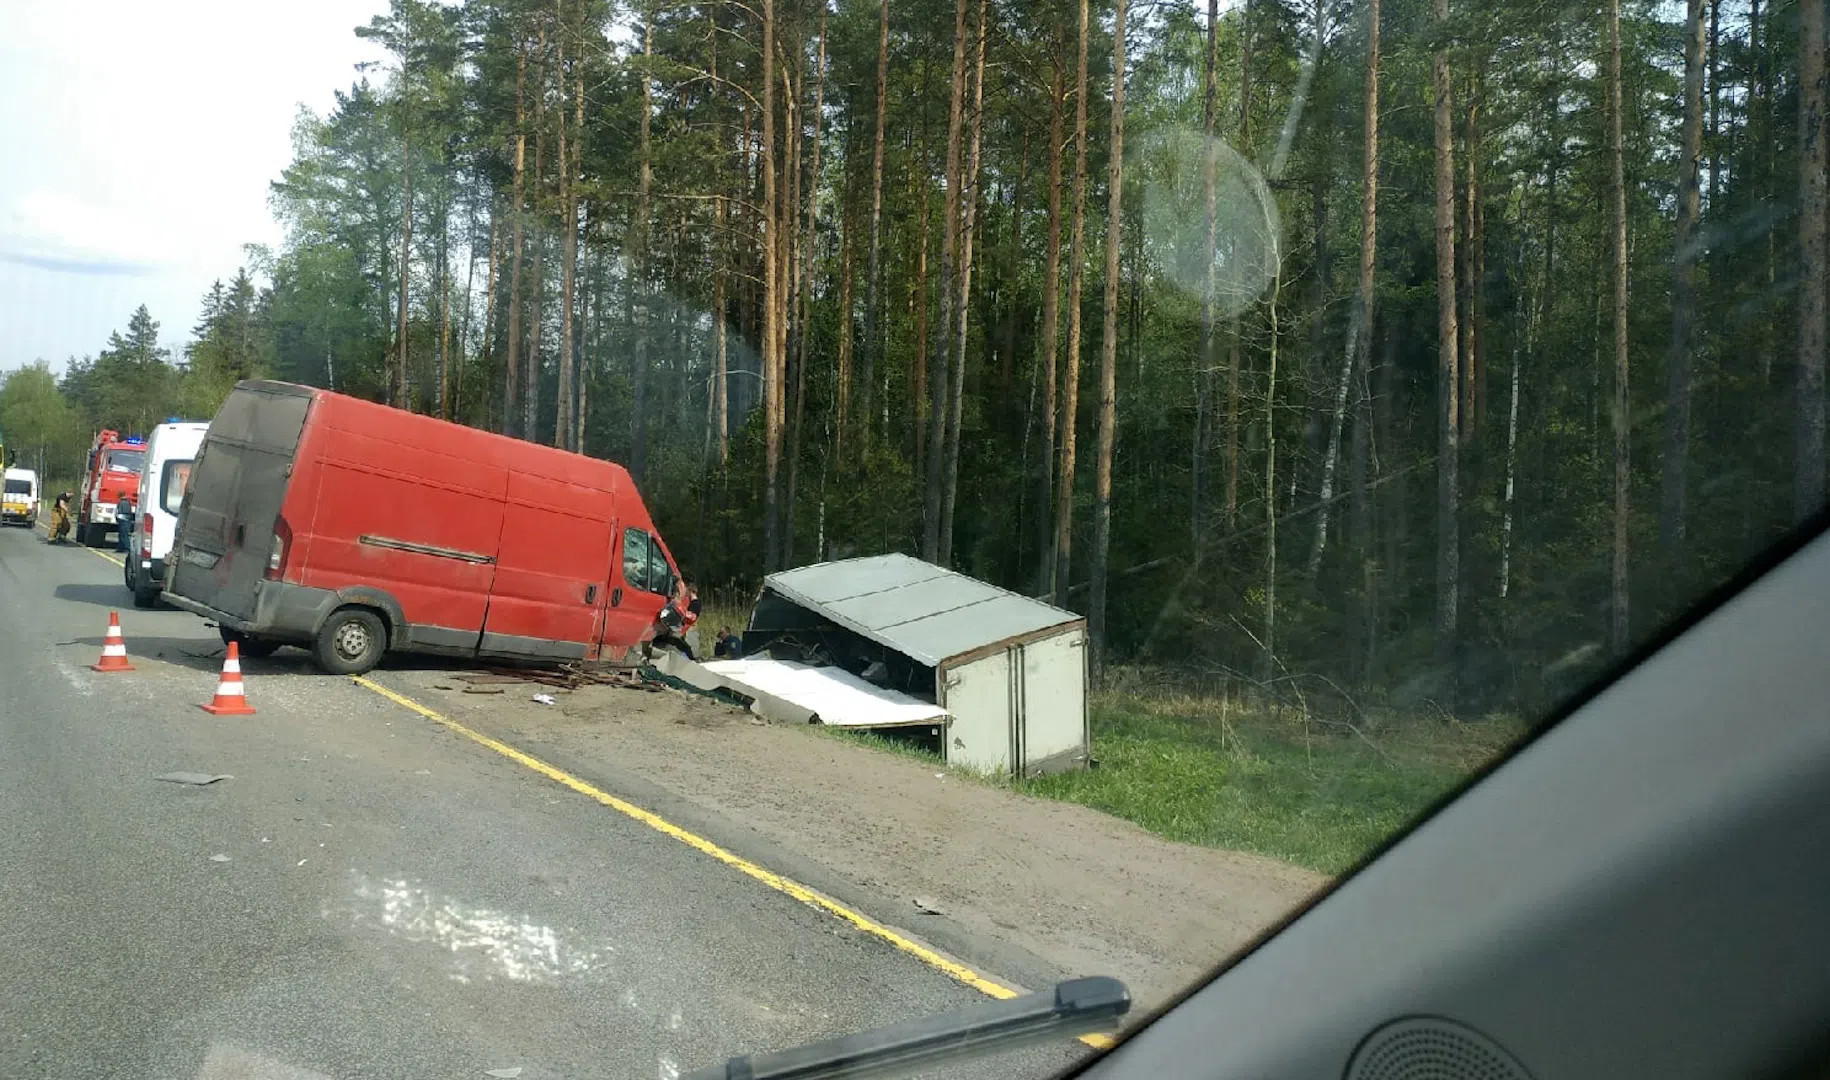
[4,479,30,495]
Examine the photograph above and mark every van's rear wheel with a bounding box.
[313,608,385,675]
[125,559,153,608]
[220,626,281,659]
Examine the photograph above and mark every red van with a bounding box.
[164,380,684,674]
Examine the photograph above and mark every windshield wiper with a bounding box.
[682,975,1129,1080]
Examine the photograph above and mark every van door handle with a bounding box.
[610,587,623,608]
[585,584,598,604]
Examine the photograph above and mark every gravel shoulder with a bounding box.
[386,668,1327,1012]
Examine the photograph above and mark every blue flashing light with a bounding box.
[165,417,182,424]
[124,436,145,445]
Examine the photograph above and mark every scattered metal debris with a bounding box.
[156,772,233,785]
[452,664,654,692]
[209,853,231,863]
[532,693,557,706]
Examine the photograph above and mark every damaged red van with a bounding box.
[164,380,685,674]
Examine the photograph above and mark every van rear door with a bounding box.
[170,384,312,622]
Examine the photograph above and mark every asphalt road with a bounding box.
[0,523,1084,1080]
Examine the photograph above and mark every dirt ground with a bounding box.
[388,668,1326,1012]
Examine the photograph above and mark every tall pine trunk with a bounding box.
[836,202,856,461]
[1053,0,1091,605]
[939,0,989,564]
[761,0,782,571]
[504,37,528,437]
[1431,0,1461,676]
[438,195,451,420]
[395,129,414,409]
[1663,0,1706,547]
[787,18,827,569]
[1225,0,1254,530]
[1089,0,1127,671]
[1312,0,1377,577]
[1607,0,1631,654]
[523,26,547,441]
[711,20,728,467]
[571,53,587,449]
[1193,0,1219,552]
[924,0,971,561]
[1458,87,1481,443]
[554,0,576,448]
[860,0,889,450]
[1036,55,1067,594]
[1351,0,1381,683]
[631,7,654,479]
[1797,0,1828,521]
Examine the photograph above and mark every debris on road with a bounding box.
[911,897,945,915]
[453,664,655,692]
[462,686,506,695]
[531,693,557,706]
[156,772,233,785]
[209,853,231,863]
[485,1069,524,1079]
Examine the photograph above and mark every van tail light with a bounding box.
[140,514,153,559]
[267,517,291,579]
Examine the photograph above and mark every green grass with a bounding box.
[1018,694,1521,876]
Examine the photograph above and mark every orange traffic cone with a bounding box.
[200,641,256,715]
[92,610,135,672]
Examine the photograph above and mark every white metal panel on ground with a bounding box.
[942,651,1013,774]
[1017,629,1088,770]
[700,657,949,728]
[764,553,1082,666]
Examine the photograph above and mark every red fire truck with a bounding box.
[77,429,147,547]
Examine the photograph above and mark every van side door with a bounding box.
[478,472,617,660]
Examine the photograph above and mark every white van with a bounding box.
[127,421,209,607]
[2,467,38,526]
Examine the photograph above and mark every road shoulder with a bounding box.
[375,667,1326,1012]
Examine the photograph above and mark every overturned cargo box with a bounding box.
[732,553,1089,777]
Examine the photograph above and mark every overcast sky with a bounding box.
[0,1,389,373]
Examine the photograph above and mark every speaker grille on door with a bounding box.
[1344,1017,1534,1080]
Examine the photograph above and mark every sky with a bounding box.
[0,1,389,373]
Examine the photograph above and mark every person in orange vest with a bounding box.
[49,491,74,543]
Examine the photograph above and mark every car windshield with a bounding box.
[1,0,1824,1076]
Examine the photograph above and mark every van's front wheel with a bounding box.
[313,608,386,675]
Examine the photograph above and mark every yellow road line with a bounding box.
[32,515,125,567]
[350,674,1116,1051]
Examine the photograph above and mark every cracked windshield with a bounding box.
[2,0,1825,1073]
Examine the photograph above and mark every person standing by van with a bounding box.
[115,493,135,552]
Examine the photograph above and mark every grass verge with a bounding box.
[1018,693,1522,876]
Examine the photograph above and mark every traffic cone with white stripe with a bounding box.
[91,610,135,672]
[200,641,256,715]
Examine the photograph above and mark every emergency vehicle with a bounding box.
[78,430,147,547]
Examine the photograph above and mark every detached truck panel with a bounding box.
[164,380,680,675]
